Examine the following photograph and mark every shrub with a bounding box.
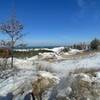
[90,38,100,50]
[62,47,69,52]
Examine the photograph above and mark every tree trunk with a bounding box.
[11,37,14,68]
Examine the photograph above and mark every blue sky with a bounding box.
[0,0,100,46]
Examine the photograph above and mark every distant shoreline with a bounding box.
[15,46,65,49]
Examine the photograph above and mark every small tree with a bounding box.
[0,16,23,68]
[90,38,100,50]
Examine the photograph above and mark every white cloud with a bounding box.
[77,0,95,8]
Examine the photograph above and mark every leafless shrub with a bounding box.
[0,58,10,71]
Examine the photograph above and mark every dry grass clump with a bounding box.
[72,67,100,77]
[32,76,55,100]
[35,62,54,73]
[0,58,11,71]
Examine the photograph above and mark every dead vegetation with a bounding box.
[32,76,55,100]
[72,67,100,77]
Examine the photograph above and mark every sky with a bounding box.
[0,0,100,46]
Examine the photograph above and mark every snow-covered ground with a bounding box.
[32,52,100,77]
[0,48,100,99]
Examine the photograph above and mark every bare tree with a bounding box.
[0,15,23,68]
